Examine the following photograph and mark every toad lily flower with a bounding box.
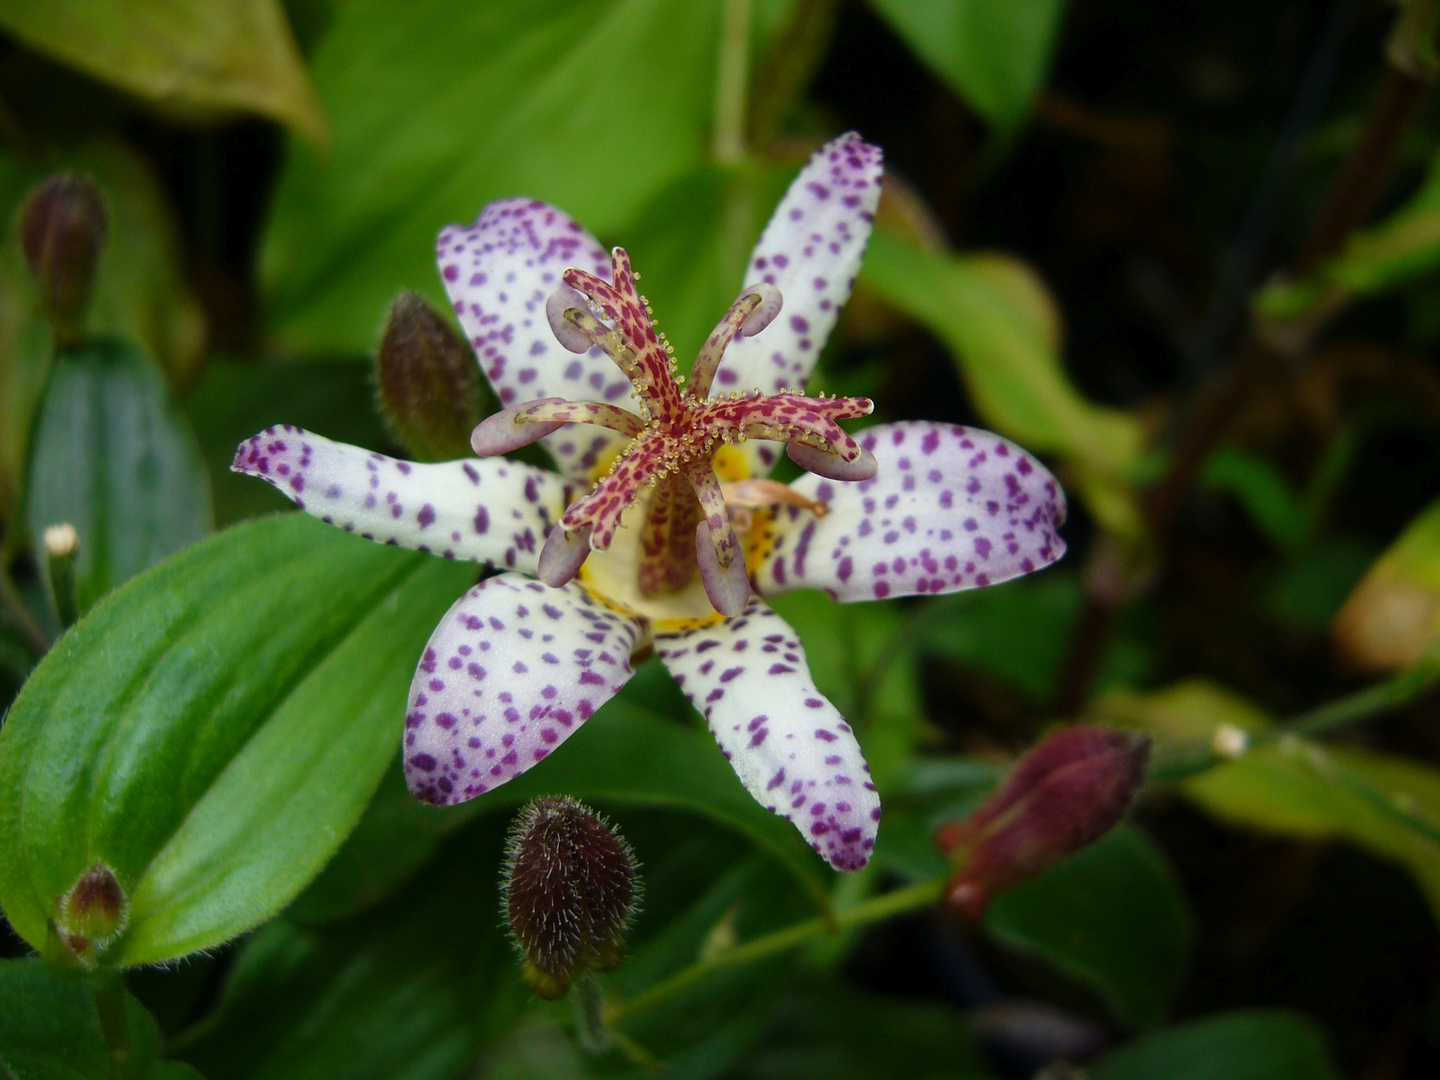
[233,133,1066,872]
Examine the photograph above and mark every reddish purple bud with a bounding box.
[53,864,127,965]
[502,796,640,999]
[376,290,490,461]
[20,174,108,337]
[936,726,1149,920]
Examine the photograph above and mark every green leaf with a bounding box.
[869,0,1066,129]
[1255,149,1440,322]
[983,825,1192,1030]
[0,0,326,140]
[1091,1010,1343,1080]
[1184,739,1440,927]
[860,229,1146,539]
[731,974,996,1080]
[0,513,476,966]
[26,339,212,613]
[0,959,179,1080]
[1200,446,1308,554]
[260,0,733,356]
[0,140,205,517]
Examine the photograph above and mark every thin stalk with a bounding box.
[0,563,50,656]
[94,974,132,1073]
[713,0,752,166]
[610,877,944,1022]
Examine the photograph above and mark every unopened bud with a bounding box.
[58,864,127,944]
[20,174,108,338]
[375,291,489,461]
[501,796,639,999]
[936,726,1149,920]
[43,522,80,628]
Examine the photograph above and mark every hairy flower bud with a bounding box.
[20,174,108,338]
[501,796,640,999]
[936,726,1149,920]
[375,290,489,461]
[53,864,127,965]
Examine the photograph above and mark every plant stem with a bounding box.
[94,974,131,1072]
[1148,655,1440,783]
[610,877,944,1023]
[713,0,752,166]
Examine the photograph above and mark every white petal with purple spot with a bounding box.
[231,426,569,575]
[714,133,883,476]
[437,199,635,477]
[655,599,879,872]
[403,573,643,806]
[756,421,1067,602]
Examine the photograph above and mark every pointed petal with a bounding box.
[714,133,883,475]
[655,599,879,872]
[403,573,643,806]
[232,426,567,575]
[756,421,1067,602]
[437,199,634,477]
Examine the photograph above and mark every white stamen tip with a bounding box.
[538,523,594,587]
[695,522,751,617]
[739,283,782,336]
[787,443,878,482]
[546,286,593,353]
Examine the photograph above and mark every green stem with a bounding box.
[1288,651,1440,737]
[1149,653,1440,783]
[611,877,944,1022]
[94,974,131,1074]
[712,0,752,165]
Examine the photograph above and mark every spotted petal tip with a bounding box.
[656,599,879,872]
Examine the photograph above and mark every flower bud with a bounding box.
[57,864,127,950]
[501,796,639,999]
[936,726,1149,920]
[375,291,488,461]
[20,174,108,338]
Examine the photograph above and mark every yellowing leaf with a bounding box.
[0,0,326,141]
[861,229,1146,538]
[1333,496,1440,671]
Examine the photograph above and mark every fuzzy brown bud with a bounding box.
[936,726,1149,920]
[501,796,639,999]
[58,864,127,944]
[375,291,489,461]
[20,174,108,337]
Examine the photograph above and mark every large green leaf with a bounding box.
[983,825,1192,1030]
[869,0,1066,129]
[0,140,205,517]
[0,958,201,1080]
[1091,1010,1343,1080]
[860,229,1145,538]
[0,513,476,965]
[0,0,325,139]
[260,0,732,355]
[26,339,212,614]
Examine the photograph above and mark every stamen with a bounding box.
[689,283,782,399]
[787,441,878,481]
[721,478,830,518]
[538,523,594,587]
[472,397,568,456]
[546,286,593,353]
